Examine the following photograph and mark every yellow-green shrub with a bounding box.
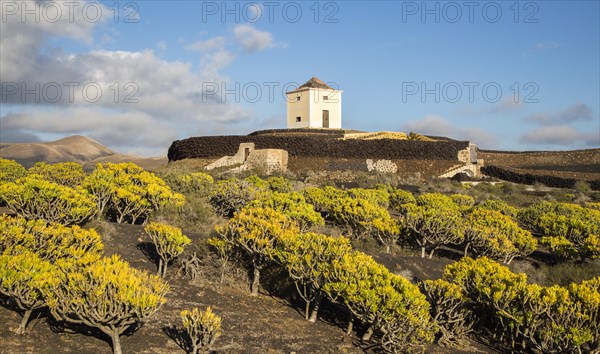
[181,307,222,353]
[244,175,269,189]
[45,255,169,354]
[81,163,115,217]
[402,193,464,258]
[585,202,600,211]
[0,158,26,183]
[248,191,324,232]
[215,207,298,296]
[465,208,537,264]
[82,163,185,223]
[347,188,390,208]
[443,257,532,349]
[158,170,214,197]
[276,232,352,322]
[302,186,345,215]
[442,257,600,352]
[328,197,391,239]
[386,187,416,212]
[144,222,191,277]
[0,176,96,225]
[209,178,259,217]
[476,199,518,218]
[421,279,473,347]
[0,250,58,334]
[207,237,233,284]
[0,215,103,267]
[323,251,435,349]
[371,212,402,254]
[450,194,475,212]
[28,161,85,188]
[302,186,402,250]
[564,277,600,351]
[518,201,600,260]
[266,176,292,193]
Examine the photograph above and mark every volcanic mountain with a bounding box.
[0,135,166,171]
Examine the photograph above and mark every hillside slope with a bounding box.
[0,135,114,167]
[0,135,166,170]
[479,149,600,181]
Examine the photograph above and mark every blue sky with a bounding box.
[1,0,599,156]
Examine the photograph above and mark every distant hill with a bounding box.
[479,149,600,181]
[0,135,167,171]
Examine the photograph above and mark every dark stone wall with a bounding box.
[167,135,470,161]
[286,157,459,178]
[481,165,600,191]
[325,160,370,172]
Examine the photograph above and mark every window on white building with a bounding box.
[296,116,301,122]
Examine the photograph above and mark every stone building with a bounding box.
[286,76,343,129]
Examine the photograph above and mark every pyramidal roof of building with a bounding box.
[298,76,334,90]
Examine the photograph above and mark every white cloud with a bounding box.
[520,104,599,147]
[403,115,453,136]
[0,1,273,156]
[186,36,236,77]
[2,107,177,154]
[185,26,281,75]
[523,41,560,58]
[156,41,167,51]
[0,0,103,83]
[520,125,599,146]
[186,36,227,52]
[402,115,499,148]
[525,103,595,125]
[0,130,42,143]
[233,24,274,53]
